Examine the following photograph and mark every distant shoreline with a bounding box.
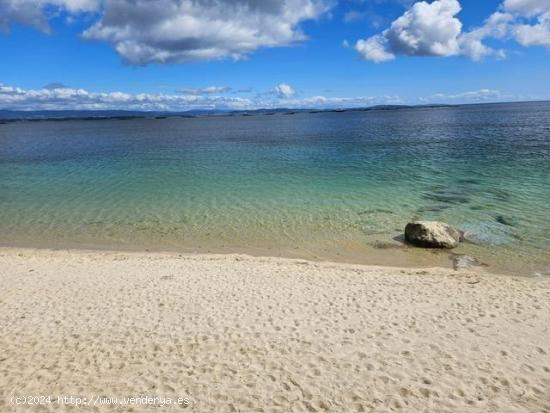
[1,100,549,123]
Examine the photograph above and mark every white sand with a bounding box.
[0,248,549,413]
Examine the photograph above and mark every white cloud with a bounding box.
[385,0,462,56]
[0,82,403,111]
[0,0,98,32]
[355,35,395,62]
[466,0,550,54]
[355,0,463,61]
[284,94,403,108]
[513,11,550,48]
[1,0,332,64]
[463,0,550,55]
[419,88,544,103]
[52,0,97,12]
[458,11,512,60]
[422,89,504,103]
[3,0,550,65]
[504,0,550,17]
[354,0,550,63]
[82,0,333,64]
[274,83,296,98]
[0,83,252,111]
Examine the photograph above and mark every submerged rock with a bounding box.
[495,215,518,227]
[423,192,470,204]
[451,254,480,271]
[458,230,477,244]
[459,222,516,246]
[416,205,451,213]
[423,185,472,204]
[358,208,394,215]
[371,240,405,250]
[456,178,482,185]
[404,221,461,249]
[486,188,511,201]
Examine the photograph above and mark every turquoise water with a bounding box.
[1,102,549,273]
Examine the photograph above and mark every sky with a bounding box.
[0,0,549,111]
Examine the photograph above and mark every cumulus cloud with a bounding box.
[466,0,550,54]
[384,0,462,56]
[1,0,332,64]
[4,0,549,65]
[274,83,296,98]
[355,35,395,62]
[0,82,403,111]
[284,94,403,108]
[512,6,550,48]
[504,0,550,17]
[0,0,98,32]
[420,88,545,103]
[457,11,512,61]
[354,0,550,63]
[0,83,252,111]
[514,16,550,48]
[355,0,463,61]
[421,89,504,103]
[81,0,332,64]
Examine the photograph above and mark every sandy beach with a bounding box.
[0,248,549,413]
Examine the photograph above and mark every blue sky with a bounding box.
[1,0,549,111]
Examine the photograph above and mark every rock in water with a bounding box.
[495,215,518,227]
[405,221,461,249]
[451,254,480,270]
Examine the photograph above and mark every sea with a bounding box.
[1,101,549,275]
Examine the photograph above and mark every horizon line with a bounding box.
[1,99,549,120]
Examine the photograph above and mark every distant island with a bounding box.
[0,104,458,123]
[3,101,548,124]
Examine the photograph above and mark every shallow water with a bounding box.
[1,102,549,274]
